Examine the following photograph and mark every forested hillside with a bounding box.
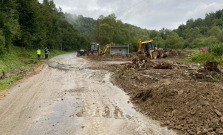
[0,0,89,54]
[175,9,223,49]
[65,14,97,41]
[1,0,223,53]
[65,13,184,51]
[65,9,223,52]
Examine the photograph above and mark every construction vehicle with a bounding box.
[137,39,167,59]
[88,43,100,56]
[77,43,110,57]
[77,43,100,56]
[77,49,85,57]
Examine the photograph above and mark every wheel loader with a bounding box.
[137,40,168,59]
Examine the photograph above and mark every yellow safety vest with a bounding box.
[37,49,41,55]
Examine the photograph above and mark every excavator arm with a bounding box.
[100,44,110,55]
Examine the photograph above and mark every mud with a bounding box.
[0,53,175,135]
[86,53,135,61]
[111,57,223,135]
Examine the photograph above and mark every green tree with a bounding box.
[165,32,184,49]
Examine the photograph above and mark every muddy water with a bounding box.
[0,53,176,135]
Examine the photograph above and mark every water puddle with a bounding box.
[47,61,77,71]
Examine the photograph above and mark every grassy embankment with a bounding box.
[0,46,71,91]
[176,48,223,65]
[191,52,223,65]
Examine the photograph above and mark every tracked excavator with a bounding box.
[137,39,168,59]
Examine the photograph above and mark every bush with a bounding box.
[209,43,223,56]
[191,53,215,63]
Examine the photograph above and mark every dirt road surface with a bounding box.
[0,54,176,135]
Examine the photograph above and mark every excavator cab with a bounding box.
[89,43,100,56]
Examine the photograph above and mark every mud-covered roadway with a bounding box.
[0,53,176,135]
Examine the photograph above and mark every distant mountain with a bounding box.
[64,13,145,41]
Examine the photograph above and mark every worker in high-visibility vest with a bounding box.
[37,49,41,60]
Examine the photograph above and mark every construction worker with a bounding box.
[44,47,49,59]
[37,48,41,60]
[201,48,205,52]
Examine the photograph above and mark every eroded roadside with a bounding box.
[0,53,176,135]
[85,53,223,135]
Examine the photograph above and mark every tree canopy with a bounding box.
[0,0,89,54]
[2,0,223,54]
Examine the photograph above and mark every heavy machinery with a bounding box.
[88,43,100,56]
[137,39,167,59]
[77,43,110,57]
[77,49,85,57]
[77,43,100,56]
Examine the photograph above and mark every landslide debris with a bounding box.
[111,59,223,135]
[84,51,223,134]
[86,53,135,61]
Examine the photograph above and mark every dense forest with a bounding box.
[1,0,223,54]
[64,13,187,51]
[0,0,89,54]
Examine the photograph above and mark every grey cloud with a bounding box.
[38,0,223,30]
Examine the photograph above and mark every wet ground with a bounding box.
[0,53,176,135]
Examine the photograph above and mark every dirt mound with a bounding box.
[204,61,221,73]
[86,53,136,61]
[190,61,223,82]
[111,59,223,135]
[167,49,185,58]
[153,62,173,69]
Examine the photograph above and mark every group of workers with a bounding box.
[37,47,49,60]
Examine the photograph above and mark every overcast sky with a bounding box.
[38,0,223,30]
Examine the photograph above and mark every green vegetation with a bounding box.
[65,13,184,51]
[0,0,87,91]
[0,46,68,91]
[0,75,20,90]
[1,0,223,90]
[191,52,223,65]
[65,9,223,62]
[0,0,89,54]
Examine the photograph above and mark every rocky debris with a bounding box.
[153,62,173,69]
[85,50,223,135]
[215,109,222,117]
[166,49,185,58]
[86,53,135,61]
[191,68,223,82]
[204,61,221,73]
[112,59,223,135]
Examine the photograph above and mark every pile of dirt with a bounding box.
[86,53,136,61]
[190,61,223,82]
[167,49,185,58]
[153,62,173,69]
[111,59,223,135]
[204,61,221,73]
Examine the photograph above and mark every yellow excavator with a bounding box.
[77,43,110,56]
[137,39,167,59]
[88,43,100,56]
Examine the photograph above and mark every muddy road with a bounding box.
[0,53,176,135]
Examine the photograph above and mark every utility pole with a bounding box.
[97,19,99,43]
